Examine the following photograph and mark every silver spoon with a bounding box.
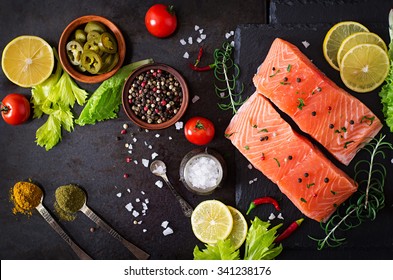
[150,160,193,217]
[35,194,92,260]
[77,190,150,260]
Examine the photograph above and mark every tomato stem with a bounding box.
[0,102,9,113]
[167,5,175,15]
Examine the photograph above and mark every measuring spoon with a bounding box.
[35,195,92,260]
[150,160,193,217]
[77,190,150,260]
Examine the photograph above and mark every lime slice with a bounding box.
[337,32,387,67]
[226,206,248,250]
[340,43,390,93]
[323,21,369,70]
[191,200,233,244]
[1,36,54,87]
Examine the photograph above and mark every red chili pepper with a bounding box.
[194,47,204,66]
[246,196,281,215]
[189,63,215,72]
[274,218,304,243]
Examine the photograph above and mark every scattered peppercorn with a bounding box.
[121,129,127,135]
[259,136,269,141]
[324,177,329,183]
[350,120,355,125]
[298,178,302,183]
[283,77,288,82]
[311,111,316,116]
[329,124,334,129]
[288,155,293,160]
[123,173,129,178]
[296,77,301,83]
[304,172,309,177]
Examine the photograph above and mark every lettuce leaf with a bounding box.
[244,217,283,260]
[76,58,154,126]
[193,239,240,260]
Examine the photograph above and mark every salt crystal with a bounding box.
[148,145,153,149]
[155,180,163,188]
[142,203,148,210]
[200,34,206,40]
[144,141,148,146]
[247,164,253,170]
[127,189,131,193]
[132,210,140,217]
[302,40,310,48]
[128,150,132,154]
[188,37,193,44]
[151,152,158,160]
[145,129,149,133]
[168,136,172,140]
[277,213,284,220]
[143,229,147,233]
[163,227,174,236]
[230,30,234,35]
[220,92,226,98]
[128,144,133,149]
[185,156,220,189]
[391,158,393,164]
[196,37,202,43]
[141,191,145,195]
[268,213,276,220]
[192,95,200,103]
[199,29,204,34]
[155,134,160,138]
[142,158,149,168]
[180,39,186,45]
[133,137,137,143]
[253,178,258,182]
[194,25,200,31]
[225,32,231,39]
[183,52,189,59]
[230,41,235,47]
[248,180,254,185]
[144,198,149,204]
[136,198,140,203]
[116,192,122,198]
[161,221,169,228]
[125,203,133,212]
[133,160,138,164]
[175,121,183,130]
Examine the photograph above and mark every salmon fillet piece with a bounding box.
[225,92,357,222]
[253,38,382,166]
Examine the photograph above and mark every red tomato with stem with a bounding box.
[1,93,31,125]
[145,4,177,38]
[184,117,215,146]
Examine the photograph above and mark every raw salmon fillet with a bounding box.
[225,92,357,222]
[253,38,382,166]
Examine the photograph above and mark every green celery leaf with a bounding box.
[76,58,154,126]
[244,217,283,260]
[53,106,74,132]
[50,72,76,107]
[35,114,62,151]
[193,239,240,260]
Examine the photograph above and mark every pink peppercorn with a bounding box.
[121,129,127,135]
[123,173,129,178]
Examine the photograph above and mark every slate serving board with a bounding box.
[233,23,393,259]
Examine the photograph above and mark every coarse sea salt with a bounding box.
[151,152,158,160]
[268,213,276,220]
[180,39,186,45]
[125,203,133,212]
[175,121,183,130]
[142,158,149,167]
[155,180,163,188]
[194,25,200,31]
[277,213,284,220]
[183,52,189,59]
[132,210,140,217]
[302,40,310,48]
[192,95,200,103]
[163,227,174,236]
[116,192,122,198]
[188,37,193,44]
[161,221,169,228]
[186,156,220,189]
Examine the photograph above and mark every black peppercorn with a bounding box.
[329,124,334,129]
[298,178,302,183]
[296,77,301,83]
[324,177,329,183]
[304,172,309,177]
[311,111,316,116]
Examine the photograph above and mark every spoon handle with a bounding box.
[35,203,92,260]
[80,205,150,260]
[162,174,193,217]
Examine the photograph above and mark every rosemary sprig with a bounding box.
[214,42,245,114]
[309,134,392,250]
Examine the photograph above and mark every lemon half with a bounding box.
[323,21,369,70]
[2,36,54,87]
[191,200,233,244]
[340,43,390,93]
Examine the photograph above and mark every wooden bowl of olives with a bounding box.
[122,63,189,130]
[58,15,125,83]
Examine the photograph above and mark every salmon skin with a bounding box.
[253,38,382,166]
[225,92,357,222]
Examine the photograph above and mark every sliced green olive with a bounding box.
[74,29,87,43]
[66,40,83,65]
[87,30,101,41]
[84,21,107,34]
[98,32,117,54]
[81,50,102,74]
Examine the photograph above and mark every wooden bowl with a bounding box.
[58,15,125,84]
[122,63,189,130]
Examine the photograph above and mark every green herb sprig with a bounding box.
[214,42,245,114]
[309,134,392,249]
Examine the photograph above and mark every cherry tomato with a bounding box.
[1,93,31,125]
[145,4,177,38]
[184,117,215,146]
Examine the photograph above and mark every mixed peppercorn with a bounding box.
[127,69,183,124]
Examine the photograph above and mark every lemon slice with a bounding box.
[323,21,369,70]
[337,32,387,68]
[340,43,390,93]
[226,206,248,250]
[1,36,54,87]
[191,200,233,244]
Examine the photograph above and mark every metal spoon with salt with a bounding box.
[76,188,150,260]
[150,160,193,217]
[35,194,92,260]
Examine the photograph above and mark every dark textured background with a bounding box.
[1,0,392,260]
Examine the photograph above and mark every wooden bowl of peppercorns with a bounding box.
[122,63,189,129]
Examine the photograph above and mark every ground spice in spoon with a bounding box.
[10,181,43,216]
[54,184,86,222]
